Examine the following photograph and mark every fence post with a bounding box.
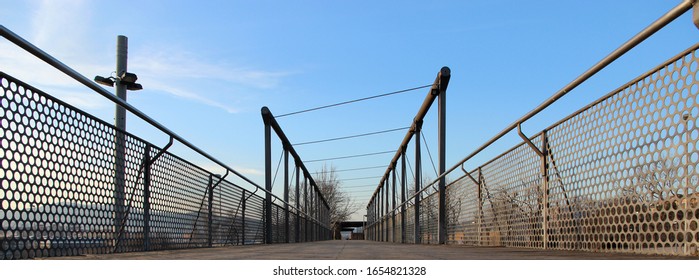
[284,149,290,243]
[477,167,483,246]
[143,144,152,251]
[392,167,397,243]
[414,120,422,244]
[401,150,407,243]
[295,164,301,243]
[207,174,214,247]
[264,114,273,244]
[437,67,450,244]
[542,130,549,250]
[241,190,246,245]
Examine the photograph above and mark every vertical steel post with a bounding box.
[437,68,450,244]
[142,144,151,251]
[241,190,246,245]
[392,167,397,243]
[542,130,549,250]
[388,178,392,242]
[401,150,407,243]
[284,149,290,243]
[304,177,309,242]
[113,35,128,245]
[264,118,273,244]
[383,184,387,241]
[414,120,422,244]
[207,175,214,247]
[295,165,301,243]
[477,167,483,246]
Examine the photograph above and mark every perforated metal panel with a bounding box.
[0,72,326,259]
[443,45,699,256]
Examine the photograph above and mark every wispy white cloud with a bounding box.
[134,48,291,89]
[131,48,293,113]
[0,0,110,110]
[2,0,293,114]
[145,79,240,114]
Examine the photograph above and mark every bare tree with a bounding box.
[314,164,356,238]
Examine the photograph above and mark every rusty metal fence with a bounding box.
[445,42,699,256]
[367,1,699,256]
[0,25,330,259]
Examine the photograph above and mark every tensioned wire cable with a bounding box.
[315,165,386,174]
[294,126,409,146]
[306,150,395,163]
[275,84,432,118]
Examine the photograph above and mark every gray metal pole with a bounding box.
[437,70,449,244]
[264,120,273,244]
[391,168,396,243]
[114,35,127,245]
[241,189,246,245]
[284,150,290,243]
[207,175,214,247]
[295,165,301,243]
[414,120,422,244]
[143,144,151,251]
[401,149,406,243]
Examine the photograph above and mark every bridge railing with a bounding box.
[367,0,699,256]
[0,25,328,259]
[261,107,332,243]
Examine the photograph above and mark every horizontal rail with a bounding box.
[425,0,695,193]
[368,66,451,203]
[0,25,299,208]
[261,106,329,208]
[367,0,697,227]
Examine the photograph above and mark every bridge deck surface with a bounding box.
[52,240,697,260]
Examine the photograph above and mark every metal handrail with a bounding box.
[423,0,694,199]
[0,24,319,222]
[367,0,696,224]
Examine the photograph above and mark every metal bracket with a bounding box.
[211,169,230,191]
[460,163,480,186]
[693,0,699,29]
[517,123,544,158]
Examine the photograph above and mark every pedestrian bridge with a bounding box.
[2,1,699,261]
[47,240,695,260]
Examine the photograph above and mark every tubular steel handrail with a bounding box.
[366,0,699,252]
[0,24,313,220]
[261,107,332,242]
[370,0,696,224]
[436,0,695,189]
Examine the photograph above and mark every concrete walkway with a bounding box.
[51,240,698,260]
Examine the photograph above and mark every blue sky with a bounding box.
[1,0,697,220]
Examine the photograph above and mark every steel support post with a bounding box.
[304,177,309,242]
[401,150,407,243]
[113,35,128,245]
[241,190,246,245]
[379,186,386,241]
[387,177,392,242]
[437,68,450,244]
[542,130,549,250]
[414,120,422,244]
[477,168,483,246]
[295,165,301,243]
[392,168,397,243]
[143,144,152,251]
[284,150,290,243]
[207,174,214,247]
[264,120,273,244]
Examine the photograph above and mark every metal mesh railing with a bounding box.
[367,2,698,257]
[0,72,327,259]
[443,44,699,256]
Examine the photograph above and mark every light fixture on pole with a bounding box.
[93,35,142,252]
